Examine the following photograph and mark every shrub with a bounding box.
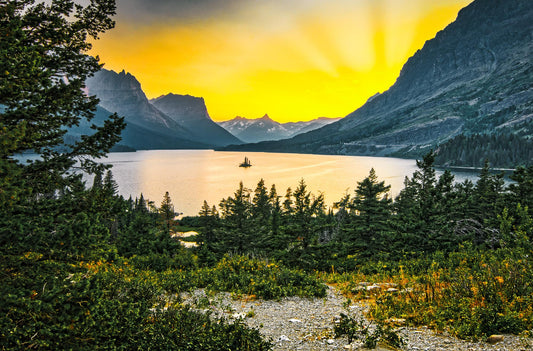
[194,255,327,299]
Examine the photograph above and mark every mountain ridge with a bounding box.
[218,115,341,143]
[221,0,533,167]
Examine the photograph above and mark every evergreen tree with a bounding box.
[508,165,533,216]
[0,0,123,256]
[92,169,104,190]
[291,179,325,248]
[199,200,217,248]
[269,184,283,247]
[346,168,393,256]
[251,178,271,225]
[103,170,119,197]
[218,182,252,252]
[394,152,443,253]
[282,187,294,216]
[1,0,123,197]
[159,191,176,235]
[474,160,505,227]
[249,179,272,250]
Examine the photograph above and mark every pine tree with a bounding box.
[0,0,123,256]
[394,152,441,253]
[199,200,218,248]
[218,182,252,252]
[159,191,176,235]
[508,166,533,216]
[252,178,271,225]
[291,179,325,248]
[475,160,505,227]
[347,168,393,256]
[1,0,123,197]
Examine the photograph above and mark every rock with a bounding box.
[278,335,290,342]
[327,339,335,344]
[288,318,302,323]
[487,335,504,344]
[366,285,381,291]
[386,288,399,293]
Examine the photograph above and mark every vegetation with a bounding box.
[193,154,533,340]
[1,0,532,349]
[435,132,533,168]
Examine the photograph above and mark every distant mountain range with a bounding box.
[222,0,533,167]
[84,69,241,150]
[218,115,340,143]
[81,68,341,150]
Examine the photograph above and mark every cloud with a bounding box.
[115,0,252,24]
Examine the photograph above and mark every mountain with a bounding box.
[85,69,209,150]
[222,0,533,167]
[218,115,289,143]
[283,117,342,136]
[218,115,340,143]
[150,94,242,146]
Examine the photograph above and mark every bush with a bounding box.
[329,247,533,339]
[0,254,272,349]
[193,255,327,299]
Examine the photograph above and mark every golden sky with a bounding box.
[90,0,473,123]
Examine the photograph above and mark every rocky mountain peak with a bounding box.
[150,93,242,147]
[151,93,210,124]
[259,114,273,121]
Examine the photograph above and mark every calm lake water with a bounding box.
[95,150,480,216]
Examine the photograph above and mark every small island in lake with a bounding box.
[239,156,252,168]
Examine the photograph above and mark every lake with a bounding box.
[96,150,480,216]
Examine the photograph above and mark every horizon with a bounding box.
[90,0,473,123]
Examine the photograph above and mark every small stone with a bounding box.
[327,339,335,344]
[366,285,381,291]
[343,345,352,350]
[289,318,302,323]
[487,335,504,344]
[278,335,290,342]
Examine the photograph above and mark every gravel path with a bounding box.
[181,286,532,350]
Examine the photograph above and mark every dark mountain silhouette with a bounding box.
[151,93,242,146]
[85,69,209,150]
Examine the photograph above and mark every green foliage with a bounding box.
[0,255,271,350]
[194,255,327,299]
[159,191,176,234]
[435,132,533,168]
[1,0,124,195]
[0,1,274,348]
[141,307,272,350]
[335,168,393,257]
[329,247,533,340]
[334,313,405,349]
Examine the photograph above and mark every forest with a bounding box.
[1,0,532,349]
[434,131,533,168]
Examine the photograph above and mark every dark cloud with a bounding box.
[115,0,252,24]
